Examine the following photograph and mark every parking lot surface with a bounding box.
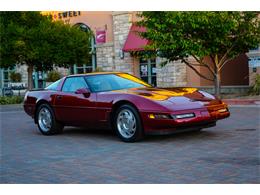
[0,104,259,183]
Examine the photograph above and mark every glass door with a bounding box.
[139,58,157,86]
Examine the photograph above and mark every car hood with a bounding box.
[115,87,221,110]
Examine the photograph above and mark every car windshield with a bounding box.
[85,73,152,92]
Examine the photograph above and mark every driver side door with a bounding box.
[54,76,97,126]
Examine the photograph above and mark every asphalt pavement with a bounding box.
[0,104,259,183]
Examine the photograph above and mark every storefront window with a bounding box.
[3,67,15,87]
[77,65,84,74]
[140,58,157,86]
[72,23,96,74]
[70,64,93,75]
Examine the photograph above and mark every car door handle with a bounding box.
[56,95,63,100]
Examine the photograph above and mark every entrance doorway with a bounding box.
[139,58,157,86]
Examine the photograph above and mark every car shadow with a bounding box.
[61,126,221,143]
[62,126,118,140]
[143,130,220,142]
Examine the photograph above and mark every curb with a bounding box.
[223,99,260,105]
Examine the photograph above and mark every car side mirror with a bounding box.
[75,88,91,98]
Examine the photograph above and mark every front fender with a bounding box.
[112,93,171,113]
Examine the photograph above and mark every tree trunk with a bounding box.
[27,64,34,90]
[214,71,221,98]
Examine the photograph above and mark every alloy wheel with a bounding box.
[116,109,137,139]
[38,107,52,132]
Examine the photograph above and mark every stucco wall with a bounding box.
[187,54,249,86]
[65,11,114,43]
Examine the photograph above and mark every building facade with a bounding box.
[247,45,260,85]
[0,11,255,94]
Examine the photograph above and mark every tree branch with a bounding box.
[182,59,214,82]
[210,55,217,69]
[217,27,249,72]
[191,55,216,77]
[218,56,237,72]
[218,44,235,69]
[215,54,219,67]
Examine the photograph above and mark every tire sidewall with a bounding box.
[114,104,143,142]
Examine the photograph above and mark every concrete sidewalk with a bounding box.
[223,95,260,105]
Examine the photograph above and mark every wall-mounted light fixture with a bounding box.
[119,49,124,59]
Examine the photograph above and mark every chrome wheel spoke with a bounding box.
[38,107,52,132]
[117,109,136,139]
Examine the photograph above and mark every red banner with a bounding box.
[96,30,106,44]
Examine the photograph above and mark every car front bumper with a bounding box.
[140,103,230,133]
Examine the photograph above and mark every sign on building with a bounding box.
[249,57,260,67]
[96,30,106,44]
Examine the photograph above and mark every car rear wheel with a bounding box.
[36,104,63,135]
[114,104,144,142]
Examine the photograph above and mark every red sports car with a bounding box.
[24,72,230,142]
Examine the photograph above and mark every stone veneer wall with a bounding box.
[112,12,134,74]
[156,58,187,87]
[247,45,260,86]
[16,65,28,85]
[96,43,115,71]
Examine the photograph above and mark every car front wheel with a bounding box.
[114,104,144,142]
[36,104,63,135]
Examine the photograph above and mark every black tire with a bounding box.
[36,103,63,135]
[113,104,144,142]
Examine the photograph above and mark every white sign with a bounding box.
[249,57,260,67]
[152,67,157,74]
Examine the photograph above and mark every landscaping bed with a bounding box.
[0,96,24,105]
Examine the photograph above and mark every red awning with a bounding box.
[122,25,149,52]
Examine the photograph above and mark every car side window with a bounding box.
[62,77,88,93]
[86,76,113,92]
[45,78,62,91]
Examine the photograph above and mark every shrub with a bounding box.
[46,71,61,82]
[94,67,104,72]
[251,74,260,95]
[9,72,22,82]
[0,96,23,105]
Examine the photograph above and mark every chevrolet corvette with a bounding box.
[24,72,230,142]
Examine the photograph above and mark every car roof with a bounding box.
[66,71,122,78]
